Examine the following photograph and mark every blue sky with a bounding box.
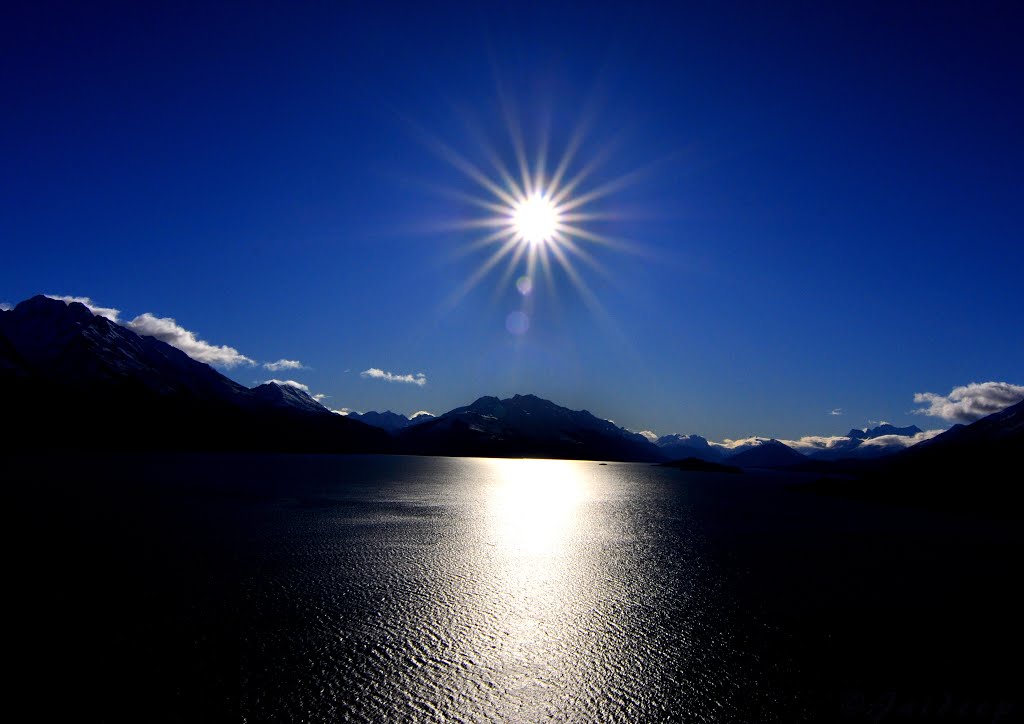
[3,1,1022,441]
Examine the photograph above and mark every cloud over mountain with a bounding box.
[262,379,310,392]
[361,368,427,386]
[127,313,255,368]
[45,295,121,323]
[913,381,1024,423]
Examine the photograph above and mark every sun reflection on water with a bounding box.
[486,458,585,555]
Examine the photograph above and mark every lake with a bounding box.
[6,453,1020,722]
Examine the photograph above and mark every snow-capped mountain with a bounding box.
[346,410,435,432]
[250,381,330,415]
[0,294,251,403]
[654,433,723,461]
[848,423,923,440]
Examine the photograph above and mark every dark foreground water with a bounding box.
[6,454,1021,722]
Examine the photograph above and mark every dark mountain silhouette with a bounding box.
[728,439,807,469]
[398,394,666,462]
[0,296,389,453]
[801,400,1024,514]
[3,295,1017,479]
[347,410,435,432]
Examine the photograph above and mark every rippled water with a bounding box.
[8,453,1021,722]
[241,457,750,722]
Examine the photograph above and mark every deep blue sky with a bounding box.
[3,1,1022,440]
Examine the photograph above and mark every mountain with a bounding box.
[398,394,666,462]
[802,400,1024,514]
[655,433,723,461]
[347,410,435,432]
[800,423,926,461]
[728,439,807,469]
[250,382,330,416]
[0,296,389,453]
[848,423,923,440]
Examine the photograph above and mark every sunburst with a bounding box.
[419,105,639,318]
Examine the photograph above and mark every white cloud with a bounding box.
[361,368,427,386]
[313,393,328,402]
[126,313,255,368]
[710,436,772,452]
[46,295,121,323]
[859,429,943,450]
[332,408,354,416]
[779,435,853,453]
[263,379,310,392]
[829,408,843,416]
[912,381,1024,423]
[637,430,659,442]
[410,410,434,418]
[264,359,306,372]
[0,302,11,311]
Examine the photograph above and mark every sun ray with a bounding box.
[533,114,550,199]
[557,236,612,280]
[554,223,633,252]
[418,129,522,209]
[491,242,531,303]
[417,90,653,321]
[457,110,527,202]
[449,227,517,260]
[442,236,521,310]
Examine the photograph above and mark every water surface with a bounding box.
[7,454,1020,722]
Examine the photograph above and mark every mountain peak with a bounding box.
[848,423,923,440]
[729,438,806,468]
[251,381,328,415]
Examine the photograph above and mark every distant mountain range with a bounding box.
[345,410,435,432]
[2,295,1020,485]
[799,398,1024,513]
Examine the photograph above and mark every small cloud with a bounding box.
[829,408,843,416]
[912,381,1024,423]
[332,408,355,416]
[361,368,427,386]
[0,302,11,311]
[126,313,255,368]
[637,430,659,442]
[263,379,310,392]
[264,359,306,372]
[313,393,328,402]
[410,410,434,418]
[46,295,121,323]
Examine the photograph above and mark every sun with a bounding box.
[512,193,559,245]
[418,101,641,314]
